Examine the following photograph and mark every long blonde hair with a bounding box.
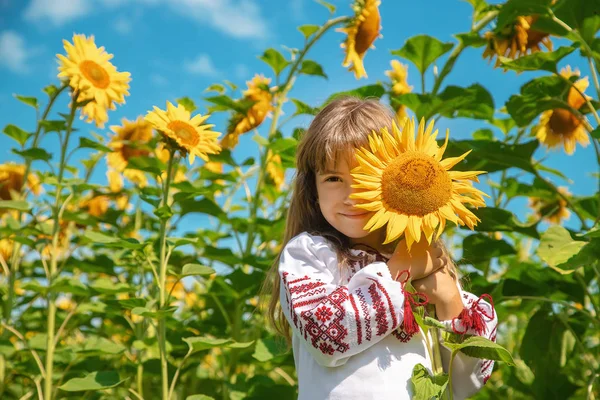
[260,96,398,344]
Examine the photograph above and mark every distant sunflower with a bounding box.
[266,150,285,189]
[534,66,590,155]
[145,101,221,165]
[0,238,13,264]
[350,118,488,250]
[80,194,110,218]
[107,117,154,188]
[0,163,41,205]
[57,34,131,128]
[385,60,413,121]
[529,186,571,224]
[222,74,274,149]
[338,0,382,79]
[483,15,552,67]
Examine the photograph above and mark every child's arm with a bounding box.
[279,232,405,367]
[413,268,497,399]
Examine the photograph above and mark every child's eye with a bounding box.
[325,176,341,182]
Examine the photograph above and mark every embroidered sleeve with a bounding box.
[278,233,405,367]
[438,291,498,399]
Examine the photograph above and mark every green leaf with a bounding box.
[58,371,126,392]
[591,126,600,139]
[537,225,599,274]
[299,60,327,79]
[291,99,319,116]
[455,32,488,48]
[410,364,449,400]
[205,95,255,114]
[177,96,197,112]
[184,336,254,354]
[187,396,215,400]
[78,137,112,152]
[178,197,226,219]
[12,147,52,162]
[3,124,31,146]
[269,137,298,152]
[90,278,132,294]
[496,0,553,29]
[499,46,575,73]
[472,207,539,239]
[322,84,385,107]
[461,233,516,265]
[444,336,515,366]
[181,263,215,277]
[252,134,270,147]
[438,83,495,120]
[391,35,453,75]
[132,306,178,319]
[39,120,67,133]
[315,0,336,13]
[505,75,572,126]
[205,84,226,94]
[0,200,30,212]
[78,336,126,355]
[126,156,165,176]
[298,24,320,38]
[472,129,494,140]
[252,338,286,362]
[14,95,38,109]
[423,316,447,330]
[258,48,289,76]
[84,230,143,250]
[43,85,59,97]
[154,205,173,220]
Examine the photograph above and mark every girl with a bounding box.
[262,96,497,400]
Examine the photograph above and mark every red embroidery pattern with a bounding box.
[349,294,362,345]
[301,287,350,355]
[356,288,372,341]
[451,294,495,336]
[368,282,388,335]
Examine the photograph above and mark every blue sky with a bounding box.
[0,0,597,237]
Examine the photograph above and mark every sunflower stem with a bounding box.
[43,89,78,400]
[243,16,350,258]
[432,11,498,95]
[158,147,176,400]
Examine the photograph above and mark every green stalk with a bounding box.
[158,148,176,400]
[243,16,350,258]
[432,11,498,95]
[43,89,78,400]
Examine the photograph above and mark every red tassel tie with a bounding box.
[452,294,495,335]
[396,270,429,336]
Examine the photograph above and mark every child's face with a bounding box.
[315,154,382,243]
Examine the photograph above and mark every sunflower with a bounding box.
[0,238,13,264]
[222,74,274,149]
[266,150,285,189]
[57,34,131,128]
[385,60,413,122]
[107,117,154,187]
[80,194,110,218]
[145,101,221,165]
[534,66,591,155]
[529,186,571,224]
[0,163,41,202]
[350,118,489,250]
[338,0,382,79]
[483,15,553,67]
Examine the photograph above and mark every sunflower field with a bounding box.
[1,0,600,399]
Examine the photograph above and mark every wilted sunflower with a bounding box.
[338,0,382,79]
[529,186,571,224]
[534,66,591,155]
[350,118,488,250]
[145,101,221,165]
[222,74,274,149]
[0,163,41,203]
[57,34,131,128]
[483,15,552,67]
[107,117,154,188]
[385,60,413,121]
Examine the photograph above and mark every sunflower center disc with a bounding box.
[381,152,453,216]
[167,121,199,146]
[79,60,110,89]
[549,109,580,135]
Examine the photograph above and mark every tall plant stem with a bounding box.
[243,16,350,258]
[44,89,78,400]
[158,148,176,400]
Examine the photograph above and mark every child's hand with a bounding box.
[412,265,463,320]
[387,235,447,281]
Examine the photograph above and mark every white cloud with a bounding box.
[23,0,90,26]
[171,0,268,39]
[184,54,219,76]
[0,31,32,74]
[151,73,168,86]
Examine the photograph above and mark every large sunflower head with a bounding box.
[483,15,553,67]
[0,163,41,202]
[529,186,571,224]
[350,118,489,250]
[145,101,221,165]
[57,34,131,128]
[534,66,591,155]
[338,0,382,79]
[107,117,154,187]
